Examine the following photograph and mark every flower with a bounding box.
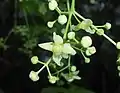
[48,76,59,84]
[105,22,111,30]
[29,71,39,81]
[81,36,92,48]
[31,56,39,64]
[58,15,67,25]
[38,32,76,66]
[61,71,81,82]
[48,0,58,11]
[68,32,75,40]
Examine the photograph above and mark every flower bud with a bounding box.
[31,56,39,64]
[71,66,77,72]
[105,22,111,30]
[117,66,120,71]
[49,76,59,84]
[29,71,39,81]
[68,32,75,39]
[116,42,120,49]
[85,58,90,63]
[48,0,58,11]
[58,15,67,25]
[81,36,92,48]
[47,21,56,28]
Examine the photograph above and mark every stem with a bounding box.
[63,0,75,39]
[37,65,46,74]
[67,0,70,11]
[103,34,116,46]
[52,65,69,75]
[73,13,81,23]
[73,38,79,44]
[74,11,86,20]
[56,7,61,14]
[38,61,45,65]
[46,66,52,77]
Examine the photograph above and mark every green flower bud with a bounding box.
[71,66,77,72]
[85,58,90,63]
[52,44,63,56]
[58,15,67,25]
[88,46,96,54]
[96,29,104,36]
[29,71,39,81]
[48,0,58,11]
[31,56,39,64]
[47,21,56,28]
[68,32,75,39]
[104,22,111,30]
[81,36,92,48]
[85,49,92,56]
[117,66,120,71]
[116,42,120,49]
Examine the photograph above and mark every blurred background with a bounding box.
[0,0,120,93]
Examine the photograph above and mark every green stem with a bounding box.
[73,38,79,44]
[63,0,75,39]
[73,13,81,23]
[74,11,86,20]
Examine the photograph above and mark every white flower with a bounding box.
[29,71,39,82]
[48,0,58,11]
[105,22,111,30]
[68,32,75,40]
[38,32,76,66]
[61,71,81,82]
[58,15,67,25]
[31,56,39,64]
[48,76,59,84]
[116,42,120,49]
[47,20,56,28]
[81,36,92,48]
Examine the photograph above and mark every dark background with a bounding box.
[0,0,120,93]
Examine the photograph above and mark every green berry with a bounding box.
[58,15,67,25]
[68,32,75,39]
[81,36,92,48]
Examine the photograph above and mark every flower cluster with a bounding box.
[29,0,120,84]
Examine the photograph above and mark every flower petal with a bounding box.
[73,76,81,80]
[38,42,53,51]
[62,43,76,55]
[52,55,62,66]
[62,53,68,59]
[53,32,63,44]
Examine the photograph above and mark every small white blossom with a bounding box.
[105,22,111,30]
[81,36,92,48]
[116,42,120,49]
[68,32,75,40]
[48,0,58,11]
[38,32,76,66]
[58,15,67,25]
[29,71,39,82]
